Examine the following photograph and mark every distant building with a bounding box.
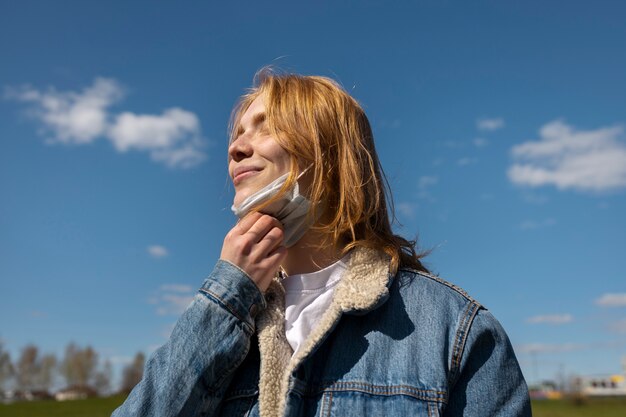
[529,381,563,400]
[55,385,98,401]
[573,374,626,397]
[572,357,626,397]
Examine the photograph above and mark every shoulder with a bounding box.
[393,267,483,314]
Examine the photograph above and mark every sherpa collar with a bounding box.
[255,246,392,417]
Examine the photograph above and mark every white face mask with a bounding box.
[231,168,319,247]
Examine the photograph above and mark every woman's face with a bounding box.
[229,94,291,207]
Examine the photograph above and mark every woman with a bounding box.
[113,70,531,416]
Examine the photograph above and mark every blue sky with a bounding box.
[1,0,625,388]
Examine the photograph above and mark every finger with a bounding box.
[264,245,288,268]
[255,226,284,257]
[233,212,263,234]
[245,215,283,243]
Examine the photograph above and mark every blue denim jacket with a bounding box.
[112,247,531,417]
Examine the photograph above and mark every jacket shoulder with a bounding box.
[395,267,482,309]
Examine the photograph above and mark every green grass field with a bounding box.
[1,396,625,416]
[0,394,126,417]
[532,397,626,417]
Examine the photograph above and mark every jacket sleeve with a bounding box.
[112,260,266,417]
[444,308,532,417]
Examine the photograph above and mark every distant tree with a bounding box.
[0,341,15,391]
[93,359,113,396]
[16,344,39,391]
[120,352,145,394]
[59,343,79,387]
[34,353,57,392]
[76,346,98,387]
[60,343,98,388]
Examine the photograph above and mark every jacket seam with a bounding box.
[294,381,448,403]
[198,288,254,334]
[398,268,478,304]
[448,301,481,386]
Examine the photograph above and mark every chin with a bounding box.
[233,189,253,207]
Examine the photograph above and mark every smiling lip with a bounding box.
[233,167,262,185]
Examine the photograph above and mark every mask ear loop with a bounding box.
[278,265,288,280]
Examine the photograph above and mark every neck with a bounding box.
[280,230,344,276]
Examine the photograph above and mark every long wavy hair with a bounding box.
[229,68,428,274]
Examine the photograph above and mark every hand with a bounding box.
[220,212,287,292]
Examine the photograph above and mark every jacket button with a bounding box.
[249,304,259,318]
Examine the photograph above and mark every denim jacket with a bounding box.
[112,247,531,417]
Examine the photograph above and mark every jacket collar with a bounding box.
[255,246,392,417]
[332,246,393,314]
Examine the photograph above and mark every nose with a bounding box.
[228,134,253,162]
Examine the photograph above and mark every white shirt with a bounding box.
[282,255,350,355]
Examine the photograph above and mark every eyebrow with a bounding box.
[234,112,266,138]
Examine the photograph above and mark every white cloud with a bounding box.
[595,293,626,307]
[508,119,626,192]
[147,245,168,258]
[109,109,196,151]
[149,284,195,316]
[473,138,488,147]
[6,78,206,169]
[5,77,123,144]
[526,314,573,325]
[396,202,417,219]
[150,141,206,169]
[477,117,505,132]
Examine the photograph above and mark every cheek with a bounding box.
[271,149,291,173]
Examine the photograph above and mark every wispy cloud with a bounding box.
[457,157,477,166]
[417,175,438,202]
[147,245,169,259]
[515,342,583,354]
[526,314,573,325]
[595,293,626,307]
[473,138,488,147]
[396,202,417,220]
[477,117,505,132]
[508,119,626,192]
[148,284,195,316]
[5,78,206,168]
[418,175,438,189]
[518,218,556,230]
